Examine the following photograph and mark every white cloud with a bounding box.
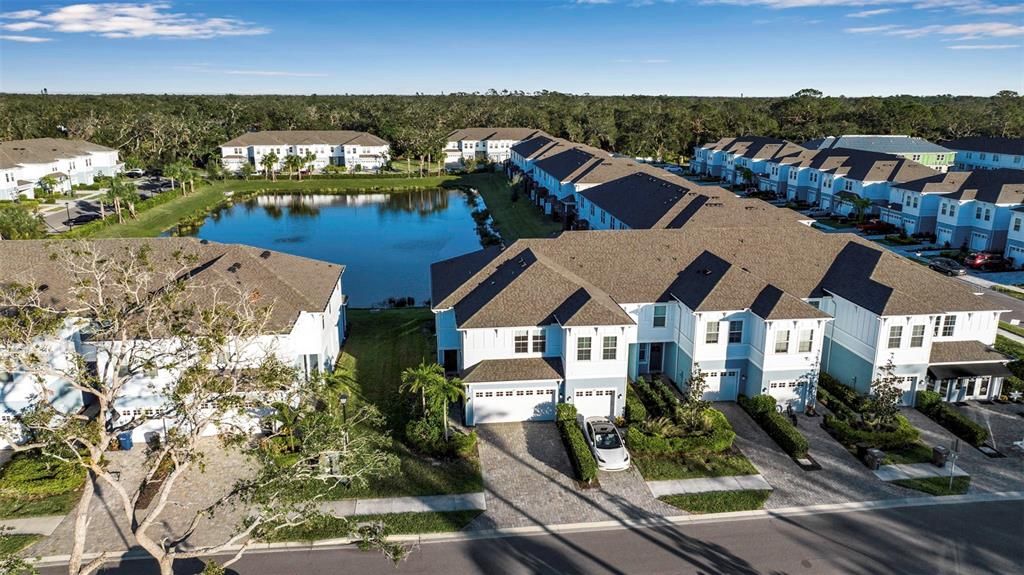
[846,21,1024,39]
[703,0,1023,13]
[948,43,1020,49]
[846,8,895,17]
[0,34,52,43]
[5,3,269,40]
[0,10,42,19]
[2,21,51,32]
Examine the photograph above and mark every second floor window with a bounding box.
[976,207,982,219]
[844,180,853,191]
[942,315,956,337]
[532,330,546,353]
[728,320,743,344]
[774,330,790,354]
[984,208,991,221]
[514,331,529,354]
[910,325,925,348]
[798,329,814,353]
[706,322,720,344]
[653,305,667,328]
[602,336,617,360]
[1015,218,1021,232]
[577,337,592,361]
[941,203,947,216]
[887,325,903,349]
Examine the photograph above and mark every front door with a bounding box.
[648,343,664,373]
[442,350,459,375]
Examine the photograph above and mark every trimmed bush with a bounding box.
[404,416,478,459]
[738,395,809,458]
[625,409,734,455]
[624,384,648,424]
[915,390,989,446]
[555,403,597,483]
[816,386,857,421]
[632,377,669,418]
[823,413,920,450]
[818,372,863,410]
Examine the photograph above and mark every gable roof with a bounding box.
[779,147,937,183]
[698,136,790,153]
[222,130,388,148]
[803,135,951,155]
[896,169,1024,205]
[446,128,548,142]
[940,137,1024,156]
[0,138,116,170]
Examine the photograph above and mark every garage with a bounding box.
[471,386,557,424]
[572,388,615,417]
[970,232,989,252]
[703,370,739,401]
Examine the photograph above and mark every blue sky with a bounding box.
[0,1,1021,96]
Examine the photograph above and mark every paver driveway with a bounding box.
[469,422,679,530]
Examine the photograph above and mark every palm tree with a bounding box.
[260,152,279,181]
[850,196,872,223]
[400,362,445,415]
[284,154,303,181]
[105,176,139,222]
[268,401,302,452]
[427,376,465,441]
[302,150,317,178]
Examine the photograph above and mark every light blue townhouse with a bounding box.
[941,137,1024,172]
[928,170,1024,252]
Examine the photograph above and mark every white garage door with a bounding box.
[573,389,615,417]
[937,228,952,246]
[970,232,988,252]
[703,370,739,401]
[472,387,557,424]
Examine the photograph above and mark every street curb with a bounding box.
[29,490,1024,566]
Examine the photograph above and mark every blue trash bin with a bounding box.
[117,432,133,451]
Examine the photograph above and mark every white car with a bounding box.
[577,415,630,471]
[123,168,145,178]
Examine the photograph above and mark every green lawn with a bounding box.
[659,490,771,514]
[995,334,1024,360]
[0,452,85,519]
[331,308,482,499]
[883,442,936,465]
[633,450,758,481]
[0,533,41,555]
[892,476,971,496]
[0,489,81,519]
[67,175,456,239]
[999,321,1024,339]
[264,510,481,542]
[451,173,561,243]
[993,286,1024,302]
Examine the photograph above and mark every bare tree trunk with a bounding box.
[114,197,123,223]
[67,472,96,574]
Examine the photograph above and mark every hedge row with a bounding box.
[737,395,809,458]
[625,409,735,455]
[632,377,679,419]
[823,414,920,450]
[624,384,648,424]
[818,372,863,411]
[555,403,598,484]
[816,386,857,421]
[916,390,989,447]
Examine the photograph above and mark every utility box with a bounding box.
[932,445,950,467]
[865,448,885,470]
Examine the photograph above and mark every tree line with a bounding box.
[1,89,1021,168]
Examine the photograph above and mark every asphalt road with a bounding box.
[953,277,1024,323]
[41,178,170,233]
[45,499,1024,575]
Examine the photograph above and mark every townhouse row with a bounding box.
[220,130,391,174]
[0,238,347,448]
[443,128,550,168]
[0,138,122,201]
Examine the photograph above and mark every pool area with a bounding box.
[188,189,483,307]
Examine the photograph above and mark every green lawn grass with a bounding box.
[659,490,770,514]
[67,175,456,239]
[993,286,1024,302]
[995,334,1024,360]
[883,442,936,465]
[0,533,41,555]
[892,476,970,496]
[0,489,82,519]
[633,450,758,481]
[264,510,481,542]
[452,173,561,243]
[999,321,1024,339]
[331,308,482,498]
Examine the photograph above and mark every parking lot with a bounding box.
[40,175,173,233]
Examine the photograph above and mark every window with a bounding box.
[774,330,790,354]
[728,320,743,344]
[1015,218,1022,233]
[910,325,925,348]
[532,330,546,353]
[887,325,903,349]
[844,180,853,191]
[653,305,667,328]
[984,208,991,221]
[514,330,529,354]
[798,329,814,353]
[942,315,956,337]
[602,336,617,360]
[933,316,942,337]
[705,322,720,344]
[912,196,919,208]
[993,155,1000,163]
[638,345,647,362]
[949,204,956,217]
[577,337,592,361]
[976,206,983,219]
[1015,156,1021,165]
[980,153,987,160]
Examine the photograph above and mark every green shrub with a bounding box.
[738,395,809,458]
[404,416,477,459]
[632,377,669,417]
[626,409,734,455]
[823,413,920,450]
[624,384,648,423]
[652,378,682,413]
[915,392,989,446]
[0,452,85,498]
[555,404,597,483]
[1002,375,1024,395]
[816,386,856,420]
[818,372,863,410]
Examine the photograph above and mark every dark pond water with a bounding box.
[190,189,483,307]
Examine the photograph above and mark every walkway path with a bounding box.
[875,463,968,482]
[320,493,485,517]
[0,515,65,536]
[646,475,770,497]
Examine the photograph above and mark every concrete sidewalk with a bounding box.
[875,463,969,482]
[646,474,771,497]
[0,515,65,536]
[320,492,486,517]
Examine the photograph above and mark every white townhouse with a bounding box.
[0,138,122,201]
[443,128,548,168]
[941,137,1024,172]
[0,238,347,448]
[220,130,390,174]
[430,225,1008,426]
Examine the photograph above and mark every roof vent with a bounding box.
[200,239,210,244]
[227,262,242,273]
[38,284,49,292]
[260,250,272,259]
[701,269,713,276]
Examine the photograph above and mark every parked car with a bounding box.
[805,209,830,218]
[123,168,145,178]
[856,219,896,234]
[929,257,967,276]
[964,252,1011,271]
[576,415,630,471]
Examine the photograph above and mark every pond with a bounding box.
[187,189,484,307]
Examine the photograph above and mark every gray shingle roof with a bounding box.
[896,169,1024,204]
[940,137,1024,156]
[446,128,548,142]
[0,138,116,170]
[222,130,388,148]
[803,135,951,155]
[930,340,1007,364]
[462,357,564,383]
